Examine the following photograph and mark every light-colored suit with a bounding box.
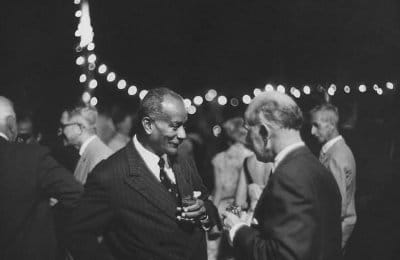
[74,136,112,184]
[319,136,356,248]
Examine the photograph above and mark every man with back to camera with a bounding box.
[60,105,112,184]
[0,96,83,260]
[310,103,357,248]
[222,91,342,260]
[66,88,219,260]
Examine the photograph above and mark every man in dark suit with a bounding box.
[67,88,218,260]
[0,96,83,260]
[222,91,342,260]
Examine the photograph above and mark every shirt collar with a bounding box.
[79,135,97,156]
[133,135,162,175]
[321,135,343,154]
[0,132,10,141]
[273,141,305,171]
[0,132,9,141]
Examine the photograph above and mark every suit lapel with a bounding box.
[124,141,178,220]
[171,158,193,200]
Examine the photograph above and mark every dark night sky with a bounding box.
[1,0,400,126]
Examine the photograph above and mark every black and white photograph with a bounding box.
[1,1,400,259]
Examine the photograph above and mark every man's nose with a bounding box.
[311,126,316,136]
[177,126,186,140]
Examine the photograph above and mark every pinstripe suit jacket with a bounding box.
[67,141,217,260]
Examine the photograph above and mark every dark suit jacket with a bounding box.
[67,141,218,260]
[0,136,83,260]
[233,146,342,260]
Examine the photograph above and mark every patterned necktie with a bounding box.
[158,157,180,203]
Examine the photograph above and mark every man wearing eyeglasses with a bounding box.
[59,105,112,184]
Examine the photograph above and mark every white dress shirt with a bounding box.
[0,132,9,141]
[229,141,305,243]
[79,135,97,156]
[133,135,176,184]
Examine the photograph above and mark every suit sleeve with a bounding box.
[37,147,83,208]
[233,172,317,260]
[187,156,221,229]
[327,156,356,247]
[66,165,115,260]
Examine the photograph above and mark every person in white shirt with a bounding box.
[310,103,357,248]
[222,91,342,260]
[59,105,112,184]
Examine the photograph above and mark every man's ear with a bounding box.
[142,117,153,135]
[259,124,269,143]
[6,115,17,141]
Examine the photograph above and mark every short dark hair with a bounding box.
[137,88,183,130]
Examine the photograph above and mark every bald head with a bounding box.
[0,96,17,141]
[245,91,303,130]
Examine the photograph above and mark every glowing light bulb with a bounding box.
[184,98,192,108]
[139,90,148,100]
[193,96,203,106]
[377,88,383,95]
[87,42,95,51]
[359,84,367,93]
[242,95,251,104]
[87,54,96,63]
[76,56,85,65]
[82,92,91,103]
[89,79,98,89]
[277,85,285,93]
[98,64,107,74]
[386,82,394,90]
[188,105,197,115]
[253,88,262,96]
[74,0,81,4]
[106,72,116,82]
[344,85,351,93]
[117,79,127,89]
[217,96,227,105]
[79,74,87,83]
[90,97,98,106]
[303,86,311,95]
[128,86,137,95]
[75,10,82,17]
[212,125,222,137]
[293,89,301,98]
[373,84,379,91]
[265,84,274,92]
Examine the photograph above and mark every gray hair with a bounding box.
[0,96,16,124]
[245,91,303,130]
[65,105,98,133]
[310,103,339,127]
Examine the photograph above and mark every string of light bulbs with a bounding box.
[74,0,397,115]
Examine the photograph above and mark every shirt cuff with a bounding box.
[229,223,248,245]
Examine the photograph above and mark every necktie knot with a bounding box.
[158,157,165,169]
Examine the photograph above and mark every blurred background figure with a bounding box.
[59,105,112,184]
[95,107,116,145]
[107,104,134,152]
[235,154,273,213]
[16,110,42,144]
[310,103,357,249]
[209,117,252,260]
[211,117,252,212]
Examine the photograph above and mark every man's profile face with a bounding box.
[149,96,187,156]
[59,112,82,146]
[310,111,332,144]
[245,120,274,163]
